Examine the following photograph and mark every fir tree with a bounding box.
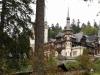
[0,0,34,74]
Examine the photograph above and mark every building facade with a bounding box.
[55,9,84,58]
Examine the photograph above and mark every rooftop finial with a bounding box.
[68,8,69,17]
[67,8,70,20]
[65,7,71,31]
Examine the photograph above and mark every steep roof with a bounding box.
[55,31,98,43]
[56,32,64,38]
[49,38,56,42]
[73,32,84,42]
[86,35,97,42]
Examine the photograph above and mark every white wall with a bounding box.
[72,46,84,57]
[44,28,48,43]
[30,38,35,52]
[60,46,84,57]
[61,49,71,57]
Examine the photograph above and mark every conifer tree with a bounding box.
[0,0,34,74]
[33,0,45,75]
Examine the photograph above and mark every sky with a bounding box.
[45,0,100,27]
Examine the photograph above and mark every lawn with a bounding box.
[92,73,100,75]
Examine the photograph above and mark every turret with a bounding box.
[44,21,48,43]
[98,23,100,44]
[63,8,73,57]
[64,8,72,31]
[67,8,70,24]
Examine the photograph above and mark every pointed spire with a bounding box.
[67,8,70,20]
[64,8,71,31]
[67,8,69,17]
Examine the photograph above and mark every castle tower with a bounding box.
[98,23,100,44]
[63,8,73,57]
[64,8,72,31]
[44,21,48,43]
[97,23,100,54]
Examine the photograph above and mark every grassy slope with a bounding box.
[93,73,100,75]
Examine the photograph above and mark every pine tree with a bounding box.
[94,21,98,29]
[48,23,62,39]
[71,19,77,33]
[0,0,34,74]
[71,19,81,33]
[81,21,97,35]
[33,0,45,75]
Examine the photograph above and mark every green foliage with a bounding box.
[81,21,98,36]
[45,56,57,72]
[71,19,81,34]
[93,59,100,73]
[71,24,81,34]
[65,61,80,70]
[47,57,57,67]
[48,23,62,39]
[77,49,93,70]
[0,0,34,74]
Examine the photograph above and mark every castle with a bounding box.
[50,9,100,58]
[30,9,100,58]
[55,9,85,58]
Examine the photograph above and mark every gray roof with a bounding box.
[73,32,84,42]
[49,38,56,42]
[74,32,97,42]
[55,31,97,43]
[56,32,64,38]
[86,35,97,42]
[56,32,84,42]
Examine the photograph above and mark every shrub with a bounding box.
[65,61,81,71]
[94,59,100,73]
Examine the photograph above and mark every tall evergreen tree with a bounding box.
[33,0,45,75]
[71,19,77,33]
[81,21,97,35]
[76,19,81,33]
[48,23,62,39]
[51,24,55,30]
[94,20,98,29]
[81,23,86,29]
[71,19,81,33]
[0,0,34,74]
[77,19,80,26]
[87,21,91,26]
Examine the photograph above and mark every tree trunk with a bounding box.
[0,0,6,31]
[0,0,7,75]
[33,0,45,75]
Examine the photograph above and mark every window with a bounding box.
[73,51,77,56]
[66,52,67,56]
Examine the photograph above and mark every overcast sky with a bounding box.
[45,0,100,27]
